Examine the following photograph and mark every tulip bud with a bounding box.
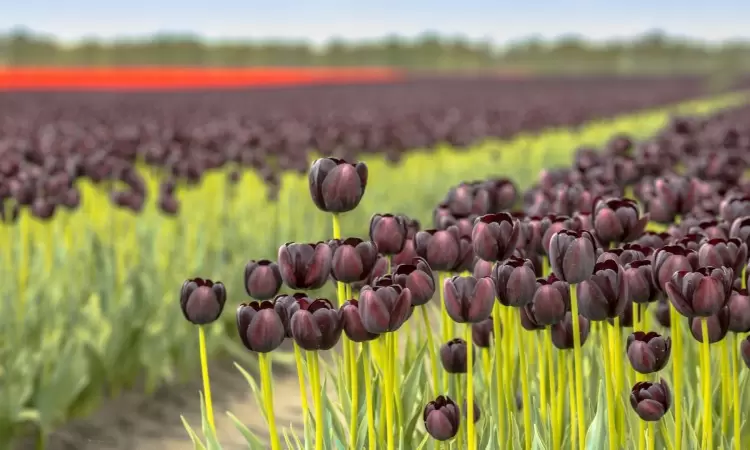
[653,299,671,328]
[652,245,697,292]
[551,312,591,350]
[634,231,671,250]
[647,176,697,224]
[180,278,227,325]
[630,379,671,421]
[392,257,436,306]
[697,237,748,276]
[720,194,750,222]
[593,198,649,245]
[491,257,537,307]
[686,219,730,241]
[541,215,581,255]
[597,244,652,266]
[729,216,750,248]
[614,299,634,328]
[351,255,388,291]
[741,336,750,369]
[577,260,629,321]
[443,276,495,323]
[308,157,368,213]
[520,305,545,331]
[369,214,408,255]
[473,258,493,279]
[440,338,470,373]
[290,298,342,350]
[471,213,522,262]
[624,260,660,305]
[278,242,332,290]
[452,236,476,273]
[392,238,419,266]
[358,283,412,333]
[443,182,489,217]
[688,307,730,343]
[236,301,286,353]
[329,238,379,283]
[339,300,379,342]
[415,227,461,272]
[244,260,283,300]
[666,266,733,317]
[548,229,597,284]
[273,292,310,337]
[626,331,671,374]
[728,289,750,332]
[471,317,496,348]
[528,274,570,326]
[423,396,460,441]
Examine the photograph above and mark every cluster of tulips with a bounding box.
[178,116,750,449]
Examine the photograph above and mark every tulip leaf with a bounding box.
[532,424,548,450]
[584,380,607,450]
[413,433,431,450]
[226,411,266,450]
[198,392,222,450]
[234,362,268,424]
[322,384,348,449]
[181,415,207,450]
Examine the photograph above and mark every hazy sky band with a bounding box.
[4,0,748,44]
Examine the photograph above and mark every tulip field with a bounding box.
[1,74,750,450]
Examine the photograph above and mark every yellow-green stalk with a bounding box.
[492,302,506,448]
[569,285,586,450]
[568,352,577,450]
[293,342,310,436]
[465,325,476,450]
[259,353,281,450]
[547,327,561,450]
[537,331,548,425]
[439,271,450,393]
[516,316,532,450]
[731,333,741,450]
[700,319,712,450]
[307,350,324,450]
[420,306,440,395]
[198,326,215,434]
[601,323,617,450]
[385,333,395,450]
[720,338,730,435]
[363,341,376,450]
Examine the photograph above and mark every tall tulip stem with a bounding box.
[331,212,342,240]
[700,319,713,450]
[454,374,464,450]
[546,327,560,450]
[348,340,360,450]
[569,284,586,450]
[720,338,731,435]
[198,326,216,434]
[420,306,440,395]
[567,352,577,450]
[259,353,281,450]
[613,316,625,446]
[492,302,506,448]
[439,271,451,393]
[601,324,617,450]
[307,350,324,450]
[668,304,682,450]
[293,342,309,433]
[537,331,548,424]
[731,333,742,450]
[647,422,655,450]
[385,333,395,450]
[465,325,476,450]
[515,316,532,450]
[363,342,376,450]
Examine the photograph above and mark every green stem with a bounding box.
[537,330,548,425]
[602,324,617,450]
[660,420,674,450]
[647,422,655,450]
[569,284,586,450]
[440,272,450,393]
[492,302,506,449]
[198,326,216,434]
[293,342,309,433]
[638,420,646,450]
[516,314,532,450]
[363,342,376,450]
[732,333,742,450]
[385,333,395,450]
[308,350,324,450]
[546,327,560,450]
[349,340,359,450]
[720,336,730,435]
[700,319,712,450]
[669,304,682,450]
[421,305,440,395]
[613,316,625,447]
[454,374,464,450]
[567,352,577,450]
[259,353,281,450]
[332,213,342,240]
[465,325,476,450]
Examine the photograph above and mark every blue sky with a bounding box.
[3,1,749,44]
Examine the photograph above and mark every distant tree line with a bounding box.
[1,28,749,77]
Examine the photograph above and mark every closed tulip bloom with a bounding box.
[369,214,408,255]
[484,178,518,212]
[686,219,730,241]
[728,289,750,332]
[630,379,672,421]
[444,182,489,217]
[666,266,733,317]
[577,260,629,321]
[471,317,496,348]
[451,236,476,273]
[674,233,706,252]
[729,216,750,248]
[273,292,309,337]
[423,396,461,441]
[719,194,750,222]
[278,242,332,290]
[492,257,538,307]
[520,215,546,254]
[697,237,748,276]
[443,276,495,323]
[244,260,283,300]
[290,298,342,351]
[415,227,461,272]
[551,312,591,350]
[541,215,581,255]
[654,299,671,328]
[593,197,649,245]
[626,331,672,374]
[339,300,378,342]
[440,338,470,373]
[597,244,652,266]
[392,257,436,306]
[652,245,697,292]
[530,274,570,326]
[649,176,697,223]
[520,305,545,331]
[180,278,227,325]
[351,255,388,291]
[392,238,419,266]
[471,213,521,262]
[358,283,412,333]
[624,260,660,305]
[634,231,671,250]
[688,307,730,343]
[308,157,368,213]
[236,301,286,353]
[741,336,750,369]
[329,238,379,283]
[473,258,493,279]
[614,299,635,328]
[548,229,598,284]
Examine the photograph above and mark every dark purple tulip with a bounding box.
[369,214,408,255]
[551,312,591,350]
[635,231,671,250]
[492,257,537,307]
[180,278,227,325]
[290,298,342,351]
[440,338,470,373]
[550,183,594,216]
[244,260,283,300]
[520,306,545,331]
[273,292,309,337]
[574,212,593,231]
[471,213,521,262]
[423,396,460,441]
[522,215,547,254]
[236,301,286,353]
[443,276,495,323]
[686,219,730,241]
[392,238,419,266]
[329,238,379,283]
[473,259,493,279]
[339,300,379,342]
[308,157,368,213]
[626,331,672,374]
[541,215,581,255]
[576,260,629,321]
[484,178,518,212]
[278,242,332,290]
[358,282,412,333]
[652,246,698,292]
[697,238,748,276]
[593,198,649,245]
[654,299,671,328]
[415,227,461,272]
[741,336,750,369]
[630,379,671,421]
[597,244,652,266]
[688,307,730,343]
[720,194,750,222]
[452,236,476,273]
[624,260,660,304]
[350,255,388,291]
[665,266,733,317]
[529,274,570,326]
[674,233,706,252]
[728,289,750,332]
[729,216,750,249]
[647,176,697,224]
[548,229,597,284]
[471,317,495,348]
[615,299,635,328]
[444,182,489,217]
[392,257,436,306]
